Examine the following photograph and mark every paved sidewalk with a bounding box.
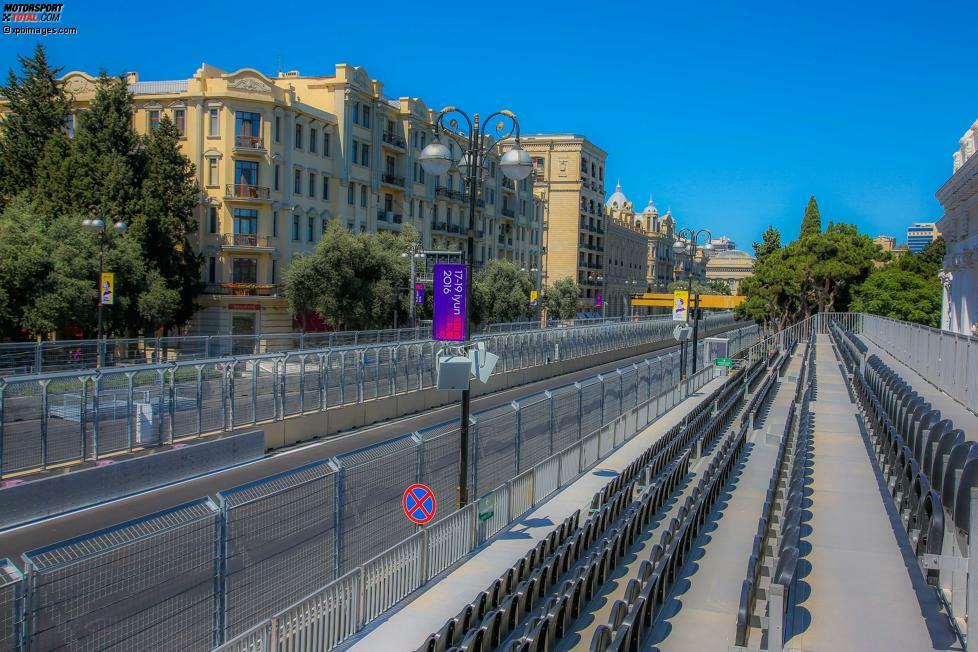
[347,375,727,651]
[784,337,954,651]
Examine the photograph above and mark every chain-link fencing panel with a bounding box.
[600,372,621,425]
[200,362,229,434]
[417,419,474,517]
[335,435,419,573]
[514,392,552,471]
[23,498,219,652]
[577,377,603,438]
[548,384,581,453]
[620,366,638,413]
[0,560,22,652]
[231,359,259,427]
[219,460,338,641]
[92,372,132,456]
[171,365,203,439]
[472,403,517,497]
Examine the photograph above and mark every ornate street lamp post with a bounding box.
[419,108,532,508]
[81,212,127,367]
[673,228,713,378]
[400,242,425,329]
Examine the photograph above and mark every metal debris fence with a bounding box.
[0,323,759,652]
[0,313,739,479]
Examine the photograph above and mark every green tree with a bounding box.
[134,114,202,330]
[542,277,581,320]
[473,260,534,325]
[706,280,732,296]
[0,44,71,209]
[281,222,416,331]
[800,195,821,237]
[666,279,727,295]
[898,236,945,277]
[802,222,879,313]
[752,225,781,262]
[849,266,941,327]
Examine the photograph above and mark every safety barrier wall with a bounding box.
[861,314,978,415]
[0,315,672,376]
[0,312,740,479]
[0,324,757,652]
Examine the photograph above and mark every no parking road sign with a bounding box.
[403,483,437,525]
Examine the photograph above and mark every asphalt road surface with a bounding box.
[0,336,718,564]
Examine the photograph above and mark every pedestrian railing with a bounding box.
[0,313,743,479]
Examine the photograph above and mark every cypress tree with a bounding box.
[0,44,71,209]
[800,195,822,238]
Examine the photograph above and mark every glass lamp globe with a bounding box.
[114,220,127,234]
[703,241,714,252]
[500,146,533,180]
[419,140,453,176]
[673,240,686,254]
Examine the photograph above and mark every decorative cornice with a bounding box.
[228,77,272,93]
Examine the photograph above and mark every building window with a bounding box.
[274,164,280,191]
[147,109,160,130]
[208,108,219,136]
[271,259,277,284]
[309,127,317,153]
[360,143,369,167]
[233,208,258,237]
[272,211,278,237]
[208,206,218,234]
[348,183,355,205]
[322,218,328,235]
[234,160,259,188]
[235,111,261,148]
[308,171,315,198]
[322,176,329,201]
[324,132,331,157]
[232,258,258,284]
[274,115,281,142]
[294,123,303,149]
[207,256,216,283]
[63,113,74,139]
[206,158,218,186]
[362,105,370,128]
[294,168,302,194]
[292,215,300,240]
[173,109,186,136]
[409,199,414,217]
[384,193,393,213]
[360,185,367,208]
[307,216,315,242]
[351,140,359,165]
[352,102,359,124]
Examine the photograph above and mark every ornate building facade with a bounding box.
[937,118,978,336]
[54,63,540,335]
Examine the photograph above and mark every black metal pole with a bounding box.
[691,291,701,373]
[409,250,417,329]
[458,117,479,509]
[97,231,104,368]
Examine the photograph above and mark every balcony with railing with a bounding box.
[225,184,271,201]
[382,174,406,188]
[501,207,515,218]
[501,178,516,192]
[382,131,406,149]
[435,187,464,202]
[220,233,274,251]
[233,134,265,152]
[205,283,279,297]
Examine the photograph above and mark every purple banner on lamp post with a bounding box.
[414,283,425,305]
[595,293,603,308]
[433,263,467,341]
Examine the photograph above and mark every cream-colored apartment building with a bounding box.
[57,63,539,335]
[521,135,609,310]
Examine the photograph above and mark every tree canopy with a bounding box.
[752,226,781,262]
[0,49,204,339]
[473,260,535,325]
[282,222,418,331]
[800,195,821,238]
[542,277,581,320]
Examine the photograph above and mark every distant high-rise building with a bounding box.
[906,222,939,253]
[873,235,895,252]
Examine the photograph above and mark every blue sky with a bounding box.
[2,0,976,250]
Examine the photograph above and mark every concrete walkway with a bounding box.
[347,375,727,651]
[784,336,954,651]
[649,348,805,651]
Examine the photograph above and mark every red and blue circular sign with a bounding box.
[403,483,437,525]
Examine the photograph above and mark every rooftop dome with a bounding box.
[642,196,658,217]
[605,180,629,209]
[713,249,754,260]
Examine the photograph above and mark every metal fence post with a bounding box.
[34,342,42,375]
[40,380,49,470]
